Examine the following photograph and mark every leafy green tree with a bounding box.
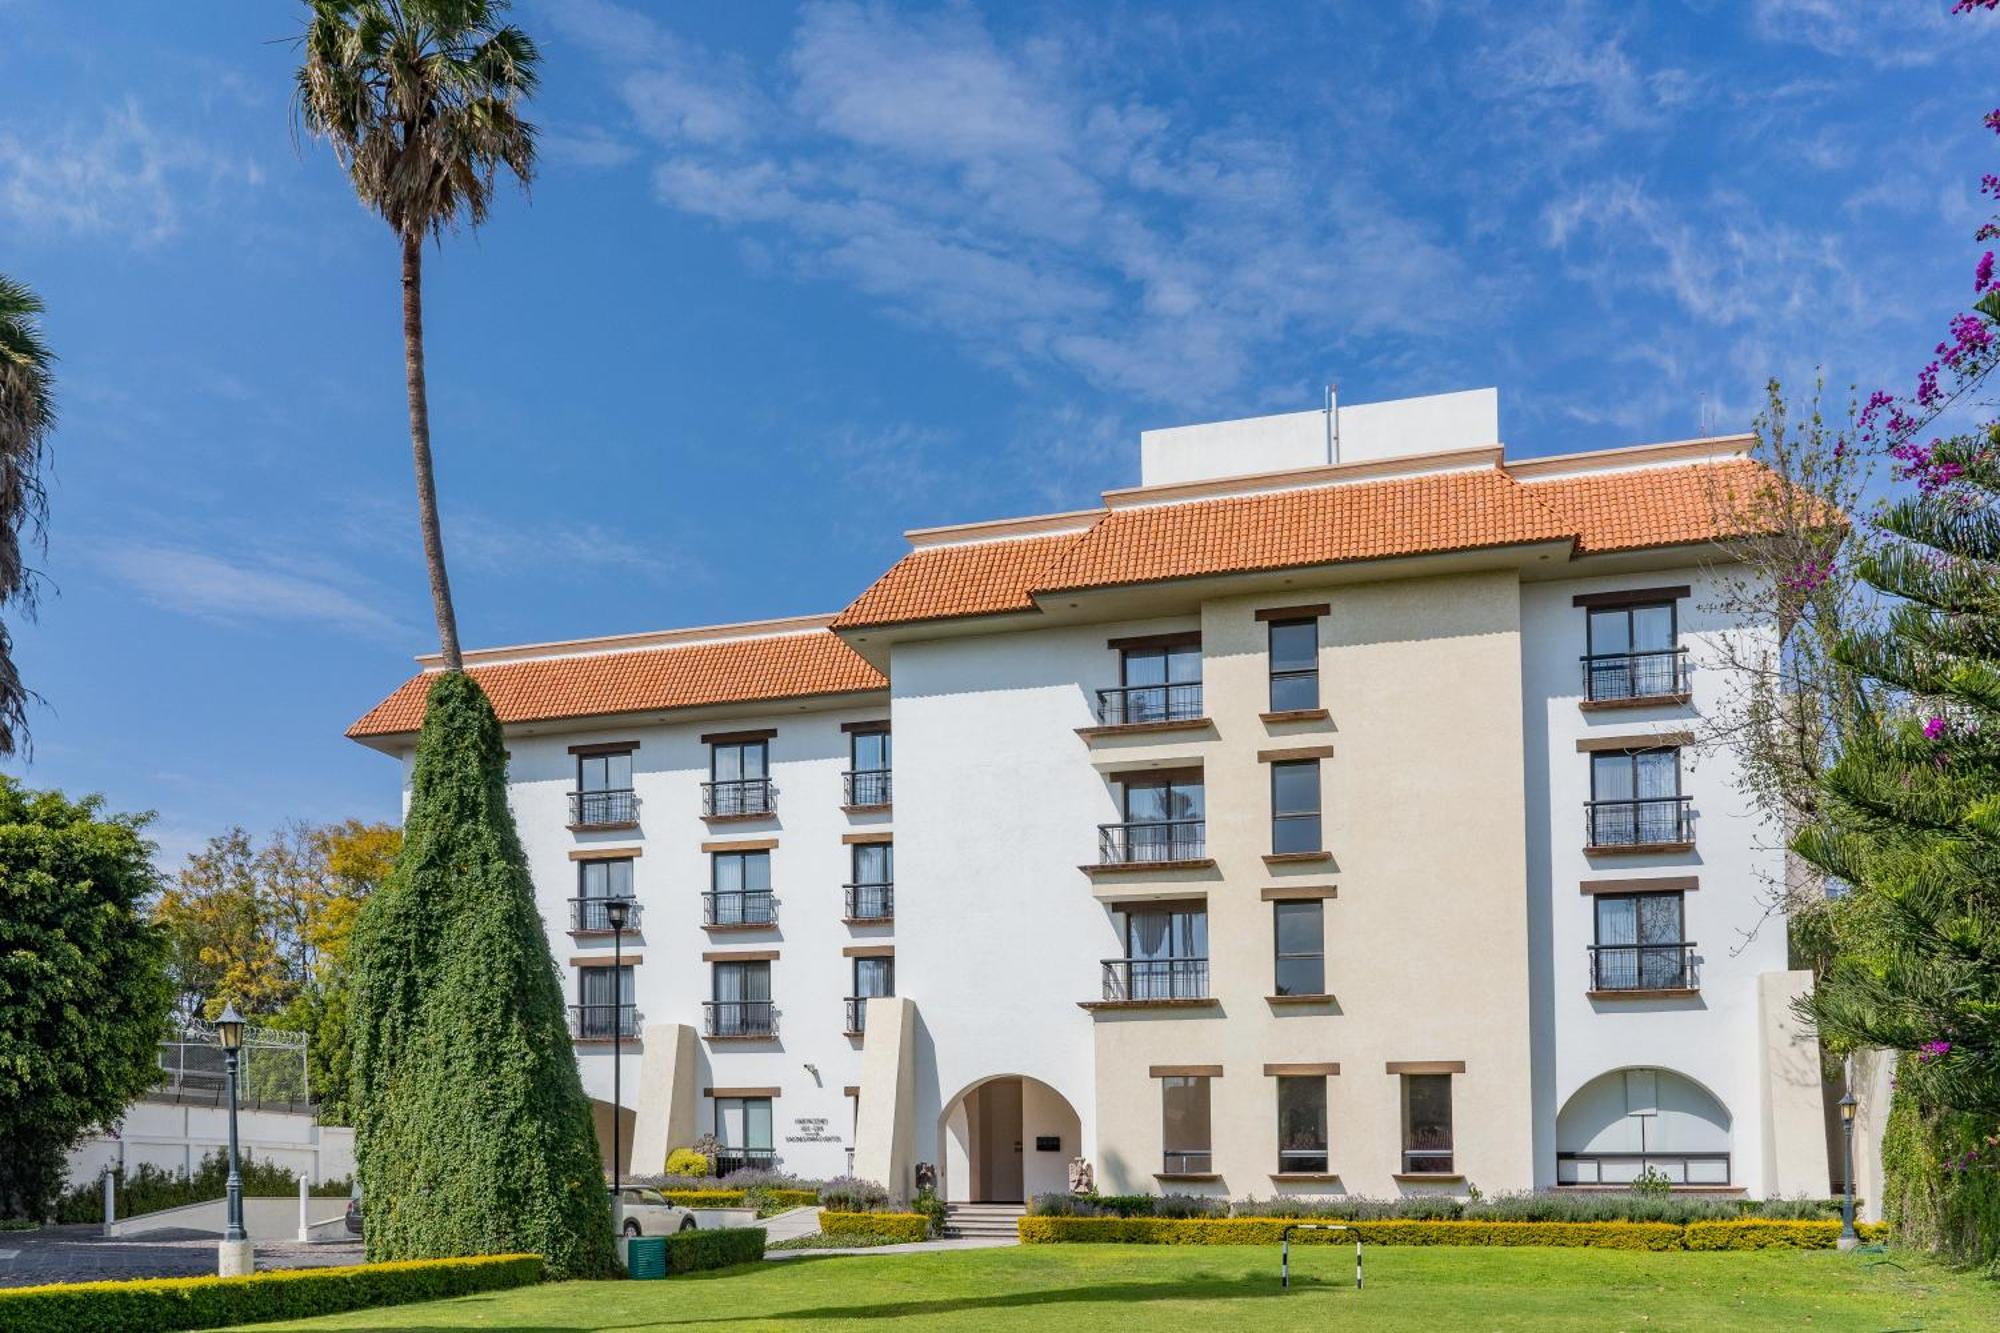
[0,274,55,756]
[0,780,172,1218]
[348,673,614,1277]
[295,0,539,671]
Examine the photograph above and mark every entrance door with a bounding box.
[972,1078,1024,1202]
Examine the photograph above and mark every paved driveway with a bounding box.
[0,1225,364,1288]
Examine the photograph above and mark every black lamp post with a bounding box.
[603,896,631,1206]
[216,1004,246,1245]
[1838,1087,1859,1248]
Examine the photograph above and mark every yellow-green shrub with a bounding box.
[0,1254,541,1333]
[1683,1220,1891,1251]
[820,1210,930,1243]
[663,1148,711,1177]
[1016,1217,1683,1249]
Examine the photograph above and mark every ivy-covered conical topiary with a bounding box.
[348,672,615,1278]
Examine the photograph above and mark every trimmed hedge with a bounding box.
[1017,1216,1893,1249]
[0,1254,541,1333]
[662,1225,766,1274]
[820,1210,931,1243]
[660,1188,819,1211]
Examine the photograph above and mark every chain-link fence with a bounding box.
[153,1022,310,1111]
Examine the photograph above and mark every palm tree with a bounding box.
[295,0,539,670]
[0,273,54,757]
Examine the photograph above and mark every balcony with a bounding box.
[1091,682,1205,730]
[843,882,894,923]
[1589,942,1699,995]
[568,896,641,934]
[703,777,775,820]
[1097,819,1207,867]
[704,1000,778,1040]
[1582,649,1692,707]
[568,787,638,830]
[702,891,777,930]
[1100,956,1209,1003]
[1585,796,1694,852]
[843,768,892,810]
[568,1003,639,1041]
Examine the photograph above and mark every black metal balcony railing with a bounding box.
[1582,649,1692,703]
[711,1147,778,1177]
[1585,796,1695,848]
[568,1003,639,1040]
[703,777,775,818]
[844,996,878,1034]
[702,891,777,928]
[844,882,894,921]
[1589,942,1699,992]
[1102,956,1209,1002]
[843,768,893,808]
[569,788,638,827]
[704,1000,778,1039]
[1096,681,1204,727]
[1162,1150,1213,1174]
[1099,818,1206,864]
[568,896,641,933]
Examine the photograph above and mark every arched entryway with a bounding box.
[1557,1067,1732,1186]
[939,1075,1082,1203]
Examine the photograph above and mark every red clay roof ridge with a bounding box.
[414,612,844,671]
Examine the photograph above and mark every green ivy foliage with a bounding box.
[0,779,173,1218]
[348,673,615,1279]
[1880,1073,2000,1268]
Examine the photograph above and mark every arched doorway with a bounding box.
[1557,1067,1732,1186]
[939,1075,1082,1203]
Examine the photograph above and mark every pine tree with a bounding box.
[348,672,615,1278]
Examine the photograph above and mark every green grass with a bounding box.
[244,1244,1997,1331]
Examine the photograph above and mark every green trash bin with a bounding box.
[626,1235,668,1280]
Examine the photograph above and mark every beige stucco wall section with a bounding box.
[1091,569,1536,1197]
[627,1022,698,1175]
[1757,971,1833,1198]
[1848,1047,1896,1223]
[853,996,919,1201]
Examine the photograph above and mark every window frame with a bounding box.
[575,748,634,794]
[849,728,891,775]
[576,857,634,901]
[850,840,892,886]
[1270,759,1323,853]
[1267,616,1320,712]
[851,954,895,999]
[1160,1074,1213,1175]
[1276,1075,1330,1174]
[1586,601,1679,659]
[1272,899,1326,997]
[1400,1073,1455,1175]
[712,1095,774,1152]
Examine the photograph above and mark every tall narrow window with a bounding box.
[1277,1076,1329,1174]
[1592,893,1690,991]
[577,964,633,1039]
[1588,748,1685,847]
[847,728,892,807]
[1268,617,1319,712]
[1120,904,1208,1000]
[1112,638,1202,725]
[1161,1075,1212,1174]
[572,749,635,826]
[1585,602,1680,701]
[709,850,773,926]
[714,1096,774,1173]
[574,857,634,933]
[1272,899,1325,996]
[847,842,893,921]
[709,959,773,1036]
[1401,1074,1454,1174]
[708,739,771,816]
[848,955,895,1034]
[1271,760,1322,853]
[1116,772,1205,862]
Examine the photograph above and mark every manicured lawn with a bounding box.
[245,1244,1997,1331]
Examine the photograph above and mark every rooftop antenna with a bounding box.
[1697,391,1712,437]
[1325,382,1340,465]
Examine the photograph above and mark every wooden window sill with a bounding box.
[1153,1173,1222,1183]
[1583,842,1694,856]
[703,1033,778,1043]
[841,803,892,814]
[1260,708,1330,723]
[571,1037,643,1047]
[1074,717,1215,740]
[701,921,778,933]
[842,916,895,927]
[1587,987,1699,1000]
[567,821,640,834]
[1392,1172,1463,1183]
[1077,997,1220,1013]
[1264,851,1333,866]
[1081,858,1217,876]
[1266,993,1336,1006]
[1269,1173,1340,1183]
[567,928,640,939]
[704,812,776,825]
[1580,694,1691,712]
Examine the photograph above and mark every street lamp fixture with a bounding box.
[1838,1087,1859,1249]
[602,896,632,1217]
[215,1003,251,1274]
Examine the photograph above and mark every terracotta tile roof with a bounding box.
[348,629,885,739]
[833,456,1790,630]
[1039,468,1571,592]
[1522,457,1780,554]
[831,532,1081,630]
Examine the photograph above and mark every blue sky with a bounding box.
[0,0,1992,867]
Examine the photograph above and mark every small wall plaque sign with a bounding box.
[1035,1135,1061,1153]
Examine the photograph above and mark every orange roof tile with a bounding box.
[1522,457,1782,554]
[348,629,885,739]
[831,531,1081,630]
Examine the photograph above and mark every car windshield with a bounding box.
[629,1189,666,1204]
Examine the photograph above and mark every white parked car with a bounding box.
[614,1186,700,1237]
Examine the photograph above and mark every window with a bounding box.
[1585,602,1679,701]
[1588,749,1685,846]
[576,964,633,1039]
[853,956,894,999]
[1271,760,1322,853]
[708,739,771,816]
[1120,904,1208,1000]
[1117,772,1205,861]
[1268,617,1319,712]
[713,1096,774,1172]
[1113,638,1202,724]
[577,749,632,793]
[1161,1075,1212,1174]
[1593,893,1690,990]
[710,959,772,1035]
[846,842,893,920]
[1273,900,1325,996]
[1277,1076,1329,1174]
[574,857,634,932]
[709,850,773,926]
[1401,1074,1454,1174]
[572,749,635,825]
[847,729,892,806]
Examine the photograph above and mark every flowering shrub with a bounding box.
[816,1176,890,1214]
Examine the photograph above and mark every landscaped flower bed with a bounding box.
[1017,1216,1890,1249]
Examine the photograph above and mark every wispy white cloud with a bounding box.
[0,99,261,244]
[1750,0,1958,68]
[93,541,412,641]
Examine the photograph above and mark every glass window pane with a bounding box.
[1277,1076,1328,1168]
[1637,893,1683,944]
[1636,750,1679,798]
[1596,896,1637,945]
[1273,815,1322,855]
[1589,608,1631,656]
[1273,761,1319,816]
[854,844,890,883]
[1274,900,1322,956]
[1166,645,1203,684]
[1124,781,1170,823]
[1166,780,1205,821]
[714,855,743,894]
[1270,673,1319,712]
[743,852,771,892]
[1162,1076,1211,1152]
[1173,910,1208,959]
[745,1098,773,1151]
[581,861,606,898]
[1631,605,1675,652]
[712,745,741,782]
[1403,1074,1453,1153]
[743,961,771,1002]
[606,859,632,897]
[1270,621,1317,672]
[1275,955,1325,996]
[852,732,888,771]
[1122,648,1167,687]
[855,957,894,996]
[744,743,768,779]
[716,1098,745,1147]
[606,751,632,789]
[580,754,606,791]
[1127,911,1171,960]
[1592,753,1635,800]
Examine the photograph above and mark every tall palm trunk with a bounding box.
[400,230,462,670]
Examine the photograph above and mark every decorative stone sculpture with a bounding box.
[914,1161,938,1193]
[1068,1157,1094,1194]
